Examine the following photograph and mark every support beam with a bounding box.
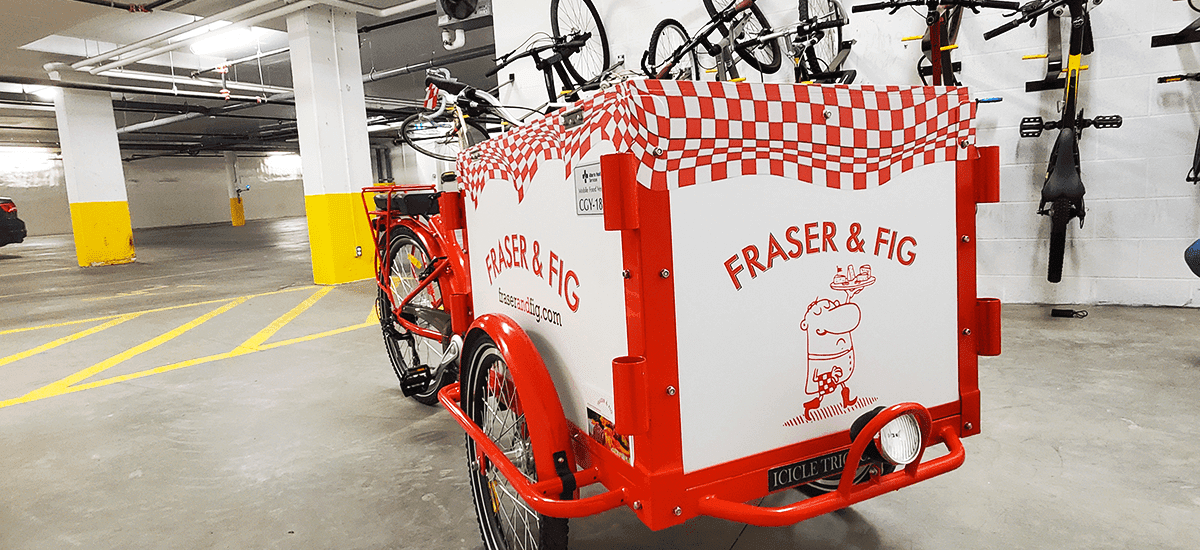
[46,63,135,267]
[287,5,374,285]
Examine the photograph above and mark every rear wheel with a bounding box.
[463,335,569,550]
[703,0,783,75]
[1047,199,1072,283]
[551,0,612,84]
[380,228,452,405]
[400,113,489,162]
[646,18,698,80]
[1192,0,1200,13]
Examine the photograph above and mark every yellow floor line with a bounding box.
[231,287,334,354]
[366,305,379,324]
[0,286,315,336]
[0,313,144,368]
[17,297,249,402]
[0,320,377,407]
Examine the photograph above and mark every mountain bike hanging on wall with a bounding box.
[726,0,858,83]
[852,0,1019,86]
[984,0,1121,283]
[373,72,522,404]
[642,0,781,81]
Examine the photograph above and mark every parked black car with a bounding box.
[1,197,27,247]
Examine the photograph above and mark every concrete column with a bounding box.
[286,5,373,285]
[46,63,135,267]
[225,152,245,227]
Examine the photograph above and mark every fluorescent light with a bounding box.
[190,25,267,56]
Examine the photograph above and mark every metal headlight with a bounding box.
[875,413,923,466]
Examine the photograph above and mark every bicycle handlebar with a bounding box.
[853,0,1019,13]
[983,0,1069,40]
[486,33,591,78]
[425,74,468,95]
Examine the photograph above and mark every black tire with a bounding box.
[645,18,698,80]
[793,463,895,498]
[380,228,452,405]
[463,334,569,550]
[703,0,783,75]
[797,0,846,80]
[400,113,489,162]
[1047,199,1072,284]
[551,0,612,84]
[1192,0,1200,14]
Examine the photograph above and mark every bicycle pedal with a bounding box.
[1093,115,1122,129]
[1020,117,1045,138]
[400,365,433,397]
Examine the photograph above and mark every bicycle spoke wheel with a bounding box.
[797,0,846,79]
[1192,0,1200,13]
[400,113,462,162]
[381,228,451,405]
[550,0,611,84]
[703,0,783,75]
[464,336,568,550]
[645,18,698,80]
[400,114,490,162]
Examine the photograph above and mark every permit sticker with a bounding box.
[573,162,603,216]
[587,407,631,465]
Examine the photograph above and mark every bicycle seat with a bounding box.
[1040,126,1084,209]
[374,191,441,216]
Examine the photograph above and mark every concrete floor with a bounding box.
[1,218,1197,549]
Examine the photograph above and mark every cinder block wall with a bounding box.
[496,0,1200,306]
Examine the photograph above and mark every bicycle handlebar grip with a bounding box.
[851,1,895,12]
[425,74,468,94]
[812,18,845,32]
[983,17,1025,40]
[974,0,1021,9]
[734,0,754,12]
[483,63,501,78]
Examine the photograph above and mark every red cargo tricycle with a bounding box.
[371,78,1001,549]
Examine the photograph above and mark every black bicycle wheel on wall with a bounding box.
[645,18,699,80]
[550,0,612,84]
[703,0,783,75]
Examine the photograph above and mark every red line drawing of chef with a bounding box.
[799,265,876,420]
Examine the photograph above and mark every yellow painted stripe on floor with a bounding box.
[4,320,376,406]
[232,286,333,354]
[0,286,316,336]
[18,297,248,401]
[366,305,379,324]
[0,313,143,368]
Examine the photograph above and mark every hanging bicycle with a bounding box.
[984,0,1122,283]
[641,0,781,81]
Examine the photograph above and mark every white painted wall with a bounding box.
[0,151,305,235]
[490,0,1200,306]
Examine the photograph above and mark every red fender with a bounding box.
[463,314,578,491]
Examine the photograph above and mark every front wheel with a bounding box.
[645,18,698,80]
[399,113,489,162]
[703,0,783,75]
[1047,199,1072,284]
[550,0,612,85]
[380,228,453,405]
[463,335,569,550]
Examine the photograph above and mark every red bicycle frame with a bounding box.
[361,184,474,340]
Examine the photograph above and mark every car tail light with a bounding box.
[0,202,15,214]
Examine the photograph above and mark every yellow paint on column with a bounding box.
[304,192,372,285]
[69,201,135,267]
[230,197,246,226]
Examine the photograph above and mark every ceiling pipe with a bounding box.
[190,47,290,78]
[68,0,175,12]
[100,68,293,95]
[86,1,317,75]
[8,74,289,104]
[71,0,279,70]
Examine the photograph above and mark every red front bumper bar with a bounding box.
[441,383,966,527]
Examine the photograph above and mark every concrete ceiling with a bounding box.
[0,0,498,159]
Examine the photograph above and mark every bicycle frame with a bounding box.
[644,0,758,81]
[490,33,593,105]
[362,185,474,341]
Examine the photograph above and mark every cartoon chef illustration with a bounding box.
[799,265,875,420]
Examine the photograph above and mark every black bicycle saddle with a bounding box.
[1040,126,1085,212]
